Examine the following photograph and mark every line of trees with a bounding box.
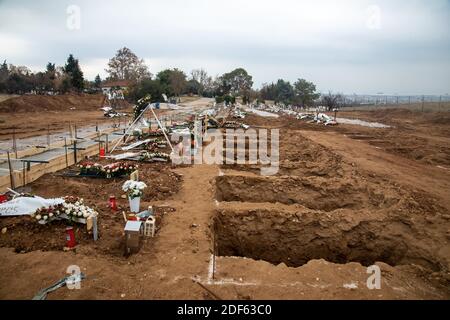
[0,54,103,95]
[2,46,338,109]
[104,48,326,107]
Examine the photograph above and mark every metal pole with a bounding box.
[150,106,174,152]
[7,151,15,189]
[105,134,109,153]
[12,128,17,159]
[64,137,68,168]
[110,103,151,152]
[73,140,77,164]
[212,232,216,281]
[22,161,26,187]
[93,215,98,241]
[69,122,73,140]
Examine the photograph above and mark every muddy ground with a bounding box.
[0,107,449,300]
[0,161,182,258]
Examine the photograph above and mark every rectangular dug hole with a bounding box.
[215,175,399,212]
[213,207,441,271]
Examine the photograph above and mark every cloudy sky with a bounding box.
[0,0,449,94]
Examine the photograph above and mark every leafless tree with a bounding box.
[321,91,344,111]
[106,47,151,83]
[190,68,210,96]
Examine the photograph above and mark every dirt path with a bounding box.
[145,164,218,299]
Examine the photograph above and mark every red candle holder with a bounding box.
[65,227,76,248]
[109,196,117,211]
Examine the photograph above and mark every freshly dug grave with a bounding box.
[0,162,182,257]
[221,128,346,177]
[214,203,450,274]
[216,174,404,212]
[215,123,450,286]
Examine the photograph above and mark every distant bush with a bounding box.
[216,95,236,105]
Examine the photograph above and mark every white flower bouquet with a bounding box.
[31,196,98,224]
[122,180,147,199]
[62,196,97,221]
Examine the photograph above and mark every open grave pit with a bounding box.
[213,203,449,273]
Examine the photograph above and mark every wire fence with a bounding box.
[338,95,450,112]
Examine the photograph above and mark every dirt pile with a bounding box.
[0,94,130,113]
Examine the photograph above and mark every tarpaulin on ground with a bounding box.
[0,196,64,217]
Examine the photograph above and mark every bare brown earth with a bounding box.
[0,108,449,300]
[0,94,133,141]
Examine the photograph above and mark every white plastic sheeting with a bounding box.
[246,109,279,118]
[0,196,64,217]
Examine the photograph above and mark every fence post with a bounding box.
[64,137,69,168]
[73,140,77,164]
[12,127,18,159]
[7,151,15,190]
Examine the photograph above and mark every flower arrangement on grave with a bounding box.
[122,180,147,199]
[122,180,147,213]
[145,140,168,151]
[134,94,152,120]
[139,152,171,162]
[31,196,98,224]
[62,196,97,221]
[78,161,138,178]
[31,204,64,223]
[78,161,102,176]
[100,163,138,178]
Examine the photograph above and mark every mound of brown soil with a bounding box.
[0,94,127,113]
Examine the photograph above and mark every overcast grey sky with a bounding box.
[0,0,449,94]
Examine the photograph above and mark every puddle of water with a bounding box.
[336,118,390,128]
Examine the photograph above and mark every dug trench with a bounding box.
[213,131,450,278]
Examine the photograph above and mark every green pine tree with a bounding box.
[64,54,84,92]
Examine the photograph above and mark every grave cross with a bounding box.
[68,140,86,164]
